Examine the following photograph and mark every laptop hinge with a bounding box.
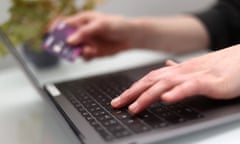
[45,84,61,97]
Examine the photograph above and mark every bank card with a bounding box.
[42,23,82,61]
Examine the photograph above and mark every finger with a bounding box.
[81,46,97,59]
[64,12,94,27]
[111,74,159,108]
[161,80,200,103]
[128,80,175,114]
[67,21,105,45]
[111,84,151,109]
[165,59,178,67]
[111,67,175,109]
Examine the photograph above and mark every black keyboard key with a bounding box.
[114,111,132,120]
[110,109,151,133]
[150,104,186,124]
[172,106,203,119]
[125,119,151,133]
[138,111,168,128]
[150,107,168,113]
[159,111,185,124]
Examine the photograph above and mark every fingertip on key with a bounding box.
[111,97,121,108]
[128,102,139,114]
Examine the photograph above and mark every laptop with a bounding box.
[1,28,240,144]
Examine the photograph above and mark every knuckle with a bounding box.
[141,90,154,100]
[142,75,156,85]
[161,76,174,85]
[144,71,176,86]
[191,78,202,87]
[142,70,159,83]
[148,70,158,77]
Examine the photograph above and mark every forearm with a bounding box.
[129,15,210,54]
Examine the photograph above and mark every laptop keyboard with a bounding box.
[56,74,203,141]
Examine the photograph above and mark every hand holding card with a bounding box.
[42,23,83,62]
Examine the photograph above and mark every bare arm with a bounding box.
[130,15,210,54]
[64,12,209,59]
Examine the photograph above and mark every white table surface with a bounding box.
[1,50,240,144]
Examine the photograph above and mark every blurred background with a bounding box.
[0,0,216,70]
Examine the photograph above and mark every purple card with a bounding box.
[42,23,83,61]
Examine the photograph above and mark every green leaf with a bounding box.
[0,0,105,56]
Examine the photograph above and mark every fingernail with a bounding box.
[162,92,173,102]
[129,102,139,114]
[111,97,121,107]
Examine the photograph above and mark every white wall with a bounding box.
[0,0,216,69]
[96,0,216,16]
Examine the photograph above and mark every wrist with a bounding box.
[128,18,168,49]
[128,18,154,48]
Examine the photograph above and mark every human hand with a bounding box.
[111,45,240,114]
[62,12,140,60]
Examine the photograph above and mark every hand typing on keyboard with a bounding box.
[111,46,240,114]
[60,75,203,141]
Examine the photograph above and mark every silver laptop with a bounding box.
[1,28,240,144]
